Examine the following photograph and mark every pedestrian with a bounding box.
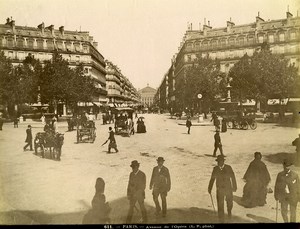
[23,125,33,151]
[292,133,300,165]
[221,117,227,133]
[40,114,45,126]
[211,112,220,131]
[13,116,19,128]
[150,157,171,217]
[274,159,300,223]
[186,117,192,134]
[107,127,118,153]
[208,155,237,223]
[0,115,3,130]
[241,152,271,208]
[126,160,148,223]
[52,117,58,133]
[213,130,224,157]
[82,177,111,224]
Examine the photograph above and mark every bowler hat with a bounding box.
[283,159,293,167]
[157,157,165,162]
[130,160,140,168]
[215,155,225,162]
[28,125,31,128]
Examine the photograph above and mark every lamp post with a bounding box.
[226,77,233,102]
[197,93,203,123]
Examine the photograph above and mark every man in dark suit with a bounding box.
[208,155,237,222]
[274,160,300,222]
[23,125,33,151]
[150,157,171,217]
[213,130,224,157]
[186,117,192,134]
[126,160,147,223]
[107,127,118,153]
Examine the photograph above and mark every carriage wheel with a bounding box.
[240,122,249,130]
[250,121,257,130]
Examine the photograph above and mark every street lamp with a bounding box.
[226,77,233,102]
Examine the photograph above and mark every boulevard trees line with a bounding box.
[0,51,100,117]
[173,43,300,116]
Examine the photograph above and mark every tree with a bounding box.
[229,43,300,117]
[176,56,226,114]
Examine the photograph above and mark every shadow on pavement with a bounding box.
[246,213,275,223]
[204,154,215,157]
[265,152,299,166]
[0,197,253,224]
[233,195,244,207]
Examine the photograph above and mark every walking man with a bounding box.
[150,157,171,217]
[241,152,271,208]
[213,130,224,157]
[208,155,237,222]
[107,127,118,153]
[274,160,300,222]
[126,160,147,223]
[23,125,33,151]
[186,117,192,134]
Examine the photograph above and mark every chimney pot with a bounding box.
[59,26,64,36]
[6,17,10,25]
[286,11,293,19]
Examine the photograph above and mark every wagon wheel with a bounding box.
[250,121,257,130]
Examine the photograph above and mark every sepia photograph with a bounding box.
[0,0,299,226]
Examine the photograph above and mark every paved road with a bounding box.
[0,114,299,224]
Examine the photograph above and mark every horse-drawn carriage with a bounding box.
[34,132,64,160]
[226,112,257,130]
[113,107,134,137]
[77,120,96,143]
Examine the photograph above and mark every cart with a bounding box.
[77,120,96,143]
[112,107,134,137]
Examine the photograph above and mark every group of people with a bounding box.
[83,157,171,224]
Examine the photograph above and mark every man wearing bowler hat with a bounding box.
[126,160,147,223]
[150,157,171,217]
[274,159,300,222]
[208,155,237,222]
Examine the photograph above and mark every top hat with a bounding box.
[215,155,225,162]
[130,160,140,168]
[28,125,32,128]
[157,157,165,162]
[283,159,293,167]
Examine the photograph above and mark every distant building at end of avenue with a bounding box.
[0,17,107,116]
[138,84,157,108]
[155,11,300,112]
[105,60,140,108]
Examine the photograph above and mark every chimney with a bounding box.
[191,23,193,30]
[93,41,98,49]
[5,17,10,25]
[256,12,264,23]
[11,20,16,33]
[47,25,54,36]
[38,22,45,35]
[226,19,235,32]
[286,11,293,19]
[59,26,64,36]
[203,22,212,36]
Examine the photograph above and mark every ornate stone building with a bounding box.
[156,11,300,111]
[0,17,107,115]
[138,84,157,107]
[105,60,140,107]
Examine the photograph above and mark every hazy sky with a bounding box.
[0,0,299,90]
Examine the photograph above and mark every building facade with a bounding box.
[105,60,140,107]
[138,84,157,107]
[0,18,107,115]
[156,11,300,111]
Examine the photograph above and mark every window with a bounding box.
[258,35,264,43]
[220,39,226,46]
[202,41,208,47]
[211,40,217,47]
[228,38,235,45]
[7,37,14,47]
[290,32,296,40]
[76,56,80,63]
[268,34,274,43]
[238,37,244,45]
[194,42,200,49]
[248,36,254,44]
[37,39,43,49]
[279,33,285,42]
[186,43,192,50]
[8,51,14,59]
[17,52,25,60]
[17,38,24,48]
[279,46,284,54]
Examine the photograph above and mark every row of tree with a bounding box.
[0,51,100,117]
[174,43,300,114]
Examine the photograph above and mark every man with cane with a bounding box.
[274,159,300,222]
[208,155,237,223]
[102,127,118,153]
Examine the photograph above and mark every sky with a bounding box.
[0,0,299,90]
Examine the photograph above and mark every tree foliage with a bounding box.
[175,56,226,112]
